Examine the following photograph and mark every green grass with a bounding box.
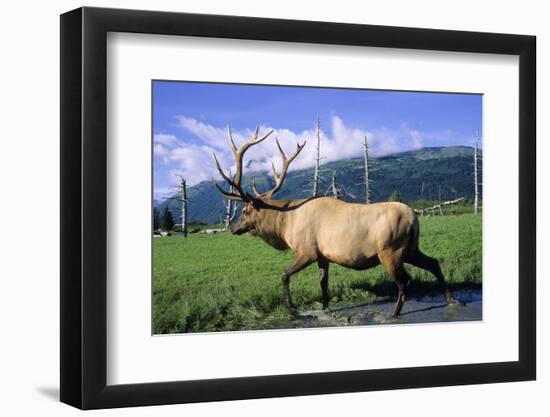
[153,213,482,333]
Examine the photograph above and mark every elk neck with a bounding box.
[253,199,295,251]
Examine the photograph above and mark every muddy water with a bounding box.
[297,290,482,328]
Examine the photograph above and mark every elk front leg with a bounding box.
[281,256,313,314]
[392,275,411,317]
[318,258,330,309]
[379,250,411,317]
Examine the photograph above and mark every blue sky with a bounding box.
[153,81,482,200]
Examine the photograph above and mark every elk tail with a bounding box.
[408,210,421,254]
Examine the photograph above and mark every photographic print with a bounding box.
[152,81,482,334]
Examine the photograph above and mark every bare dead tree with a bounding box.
[174,174,188,237]
[331,173,338,198]
[223,194,238,230]
[222,171,239,230]
[414,197,465,217]
[312,115,321,197]
[474,135,480,214]
[323,171,341,199]
[363,136,372,204]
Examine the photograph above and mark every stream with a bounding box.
[296,290,482,328]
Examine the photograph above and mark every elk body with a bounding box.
[213,127,457,317]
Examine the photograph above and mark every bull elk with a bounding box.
[213,126,457,317]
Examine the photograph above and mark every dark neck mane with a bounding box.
[254,206,289,251]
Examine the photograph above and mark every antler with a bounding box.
[212,125,273,202]
[252,137,306,199]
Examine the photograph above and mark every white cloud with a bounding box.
[153,143,169,157]
[176,116,224,146]
[155,115,430,188]
[175,116,251,149]
[166,144,226,187]
[153,133,179,146]
[399,123,424,150]
[409,130,423,149]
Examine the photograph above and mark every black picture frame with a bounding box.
[60,6,536,410]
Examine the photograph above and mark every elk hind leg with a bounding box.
[318,258,330,309]
[281,256,313,314]
[406,250,457,304]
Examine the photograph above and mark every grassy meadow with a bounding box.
[153,213,482,334]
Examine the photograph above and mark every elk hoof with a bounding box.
[447,297,460,305]
[322,301,330,310]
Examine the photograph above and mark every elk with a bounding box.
[213,126,457,317]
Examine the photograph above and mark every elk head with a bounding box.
[212,125,306,235]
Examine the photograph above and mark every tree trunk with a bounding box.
[312,115,321,197]
[223,182,238,230]
[181,178,188,237]
[363,136,371,204]
[331,173,339,198]
[474,138,479,214]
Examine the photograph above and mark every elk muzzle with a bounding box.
[229,217,251,235]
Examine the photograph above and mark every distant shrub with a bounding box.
[188,221,207,227]
[388,190,401,202]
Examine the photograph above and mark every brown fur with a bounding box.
[213,127,455,316]
[231,196,456,316]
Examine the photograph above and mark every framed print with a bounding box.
[60,6,536,410]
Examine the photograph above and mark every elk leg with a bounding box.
[406,250,457,304]
[379,251,411,317]
[392,269,412,317]
[393,286,406,317]
[281,256,313,313]
[318,258,330,309]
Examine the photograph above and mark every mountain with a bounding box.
[157,146,481,224]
